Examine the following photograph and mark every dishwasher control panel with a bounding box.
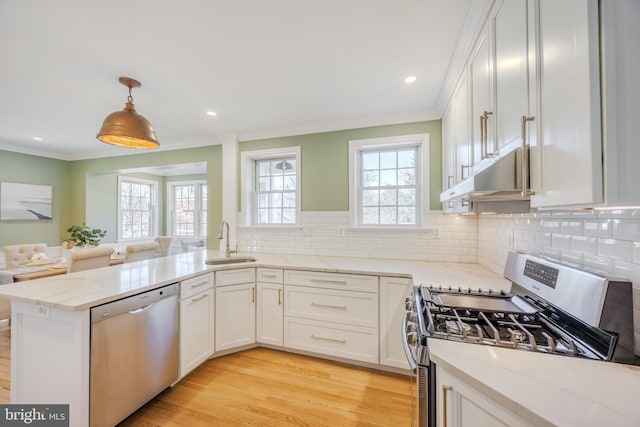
[90,283,179,323]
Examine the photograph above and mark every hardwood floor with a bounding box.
[0,325,414,426]
[121,348,414,427]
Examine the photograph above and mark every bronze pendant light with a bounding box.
[97,77,159,149]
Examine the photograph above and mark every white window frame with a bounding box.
[117,176,158,242]
[348,134,430,228]
[240,146,301,227]
[166,180,208,239]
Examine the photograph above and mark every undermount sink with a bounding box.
[205,257,257,265]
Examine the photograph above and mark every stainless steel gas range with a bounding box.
[402,250,636,427]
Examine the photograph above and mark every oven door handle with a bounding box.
[401,311,418,372]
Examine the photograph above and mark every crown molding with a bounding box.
[0,142,72,161]
[238,108,440,142]
[1,109,442,161]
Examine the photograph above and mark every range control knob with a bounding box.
[405,297,414,311]
[407,332,417,346]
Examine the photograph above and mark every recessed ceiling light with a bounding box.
[32,136,44,141]
[404,76,417,84]
[206,111,217,117]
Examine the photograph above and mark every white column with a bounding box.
[220,133,239,252]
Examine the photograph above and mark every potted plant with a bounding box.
[65,224,107,248]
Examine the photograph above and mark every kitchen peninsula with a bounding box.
[0,250,639,426]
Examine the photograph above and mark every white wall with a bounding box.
[477,208,640,352]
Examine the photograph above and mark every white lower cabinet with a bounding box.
[283,270,379,364]
[437,366,533,427]
[379,276,413,369]
[284,317,379,364]
[215,268,256,352]
[256,282,284,346]
[179,273,215,378]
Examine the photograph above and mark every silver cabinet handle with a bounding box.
[262,273,277,278]
[278,288,282,305]
[482,111,494,158]
[251,287,255,303]
[310,302,347,310]
[442,385,453,427]
[521,115,535,198]
[190,280,209,289]
[310,335,346,344]
[191,293,209,303]
[460,164,469,180]
[480,113,486,159]
[310,278,347,285]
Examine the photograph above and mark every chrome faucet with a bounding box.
[218,220,237,257]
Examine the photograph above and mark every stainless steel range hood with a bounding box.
[441,149,532,204]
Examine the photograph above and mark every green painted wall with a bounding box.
[0,120,442,249]
[239,120,442,211]
[0,150,70,246]
[69,146,222,248]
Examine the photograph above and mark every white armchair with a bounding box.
[124,242,159,263]
[1,243,48,268]
[154,236,174,257]
[67,247,115,273]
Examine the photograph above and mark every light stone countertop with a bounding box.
[0,249,638,425]
[0,249,510,311]
[429,339,640,427]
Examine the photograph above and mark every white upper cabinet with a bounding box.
[441,0,640,209]
[441,72,473,213]
[469,23,493,169]
[454,72,471,182]
[530,0,603,208]
[493,0,530,155]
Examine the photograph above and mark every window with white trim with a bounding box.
[168,181,208,238]
[118,177,157,240]
[349,134,429,227]
[240,147,301,226]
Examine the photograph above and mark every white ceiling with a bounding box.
[0,0,472,161]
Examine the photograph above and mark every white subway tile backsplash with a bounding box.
[237,211,478,262]
[551,210,573,217]
[561,220,583,235]
[598,239,633,262]
[613,220,640,241]
[598,209,634,219]
[613,261,640,288]
[551,234,572,250]
[542,219,561,232]
[560,250,583,268]
[584,219,613,238]
[571,210,598,218]
[635,243,640,264]
[542,247,562,262]
[583,254,613,275]
[571,235,597,254]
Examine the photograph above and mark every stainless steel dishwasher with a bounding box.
[90,283,179,427]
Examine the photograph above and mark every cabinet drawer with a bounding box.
[284,286,378,328]
[284,270,378,293]
[257,267,283,284]
[180,272,214,299]
[215,268,255,286]
[284,317,378,364]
